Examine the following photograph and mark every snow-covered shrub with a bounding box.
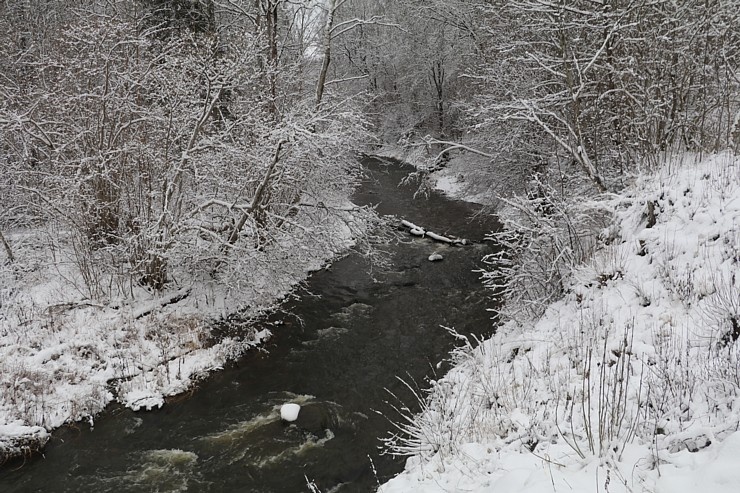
[702,270,740,347]
[380,331,495,461]
[553,317,647,460]
[382,317,648,464]
[382,376,471,460]
[482,169,614,323]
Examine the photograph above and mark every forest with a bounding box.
[1,1,739,492]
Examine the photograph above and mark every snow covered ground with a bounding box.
[380,152,740,493]
[0,209,365,462]
[372,144,511,207]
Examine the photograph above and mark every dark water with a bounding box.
[0,157,500,492]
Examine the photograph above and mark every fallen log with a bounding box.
[134,287,192,319]
[400,219,468,245]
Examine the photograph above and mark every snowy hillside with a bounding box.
[381,152,740,493]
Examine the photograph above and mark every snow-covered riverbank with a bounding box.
[372,144,511,207]
[381,152,740,492]
[0,209,367,463]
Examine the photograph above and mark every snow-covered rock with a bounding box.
[0,422,49,462]
[280,403,301,422]
[122,389,165,412]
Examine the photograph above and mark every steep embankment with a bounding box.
[381,152,740,493]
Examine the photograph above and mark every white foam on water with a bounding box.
[201,412,279,446]
[110,449,199,493]
[256,429,335,468]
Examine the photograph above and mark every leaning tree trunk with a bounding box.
[0,229,14,263]
[430,60,445,133]
[315,0,337,108]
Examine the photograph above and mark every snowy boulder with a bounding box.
[428,253,444,262]
[0,422,50,462]
[280,403,301,422]
[123,389,165,411]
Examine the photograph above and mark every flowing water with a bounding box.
[0,157,501,492]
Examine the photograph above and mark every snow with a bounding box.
[0,421,49,461]
[380,152,740,493]
[280,403,301,422]
[0,203,367,461]
[400,218,467,245]
[122,390,166,412]
[373,144,504,206]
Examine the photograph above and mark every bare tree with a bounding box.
[2,5,371,300]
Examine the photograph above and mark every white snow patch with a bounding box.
[372,144,504,206]
[122,390,165,412]
[280,403,301,422]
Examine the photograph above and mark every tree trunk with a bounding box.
[315,0,337,108]
[226,140,284,247]
[265,0,279,114]
[0,229,14,263]
[430,60,445,133]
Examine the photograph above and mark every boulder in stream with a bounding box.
[280,403,301,422]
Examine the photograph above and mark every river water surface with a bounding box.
[0,157,500,492]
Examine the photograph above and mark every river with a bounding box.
[0,157,500,492]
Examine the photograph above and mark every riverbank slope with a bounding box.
[0,207,368,463]
[381,151,740,493]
